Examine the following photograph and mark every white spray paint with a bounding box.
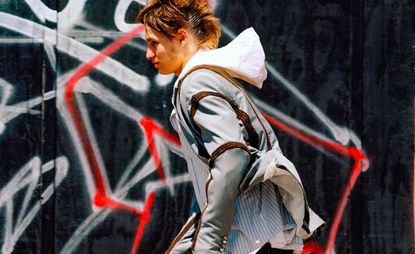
[0,12,149,93]
[0,157,69,254]
[23,0,87,30]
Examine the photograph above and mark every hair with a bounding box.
[136,0,221,49]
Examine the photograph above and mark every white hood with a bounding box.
[177,27,267,89]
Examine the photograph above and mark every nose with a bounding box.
[146,48,154,61]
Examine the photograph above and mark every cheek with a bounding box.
[155,46,168,60]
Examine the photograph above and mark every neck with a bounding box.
[175,33,201,76]
[175,50,198,76]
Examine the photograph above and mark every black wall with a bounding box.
[0,0,414,253]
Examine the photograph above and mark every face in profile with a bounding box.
[144,26,183,76]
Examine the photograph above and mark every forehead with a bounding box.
[145,26,166,41]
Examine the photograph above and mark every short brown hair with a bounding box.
[136,0,221,49]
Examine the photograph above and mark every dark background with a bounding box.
[0,0,414,253]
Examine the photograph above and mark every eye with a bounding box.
[147,40,158,48]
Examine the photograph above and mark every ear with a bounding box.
[177,28,188,44]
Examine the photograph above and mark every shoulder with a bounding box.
[179,68,233,102]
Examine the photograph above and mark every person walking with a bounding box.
[136,1,324,253]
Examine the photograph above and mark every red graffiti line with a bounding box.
[302,242,325,254]
[262,112,369,253]
[64,25,154,253]
[139,117,181,182]
[132,192,155,254]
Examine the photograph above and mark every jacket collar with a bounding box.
[176,27,267,89]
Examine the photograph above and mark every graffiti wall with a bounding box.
[0,0,414,253]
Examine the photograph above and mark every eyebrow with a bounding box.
[146,37,158,43]
[144,30,156,42]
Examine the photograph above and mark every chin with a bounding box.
[158,69,173,75]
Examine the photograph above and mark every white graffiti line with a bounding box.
[74,36,105,44]
[68,29,127,38]
[115,138,149,190]
[0,12,149,93]
[207,0,219,10]
[0,77,55,134]
[75,77,143,121]
[155,73,175,87]
[114,120,183,193]
[0,78,13,107]
[0,38,43,43]
[220,25,363,151]
[44,42,57,72]
[73,94,181,207]
[59,209,112,254]
[265,63,358,147]
[264,64,368,171]
[56,75,144,199]
[56,81,98,200]
[77,84,182,198]
[77,20,147,51]
[0,157,69,254]
[4,199,13,254]
[113,159,157,206]
[0,106,40,115]
[56,72,130,201]
[114,143,180,198]
[59,161,154,254]
[117,123,179,194]
[60,154,189,254]
[254,97,334,141]
[73,77,184,193]
[23,0,86,29]
[60,169,190,254]
[252,80,369,171]
[118,0,219,19]
[0,84,55,136]
[221,25,236,38]
[153,137,177,194]
[74,91,112,195]
[41,158,69,204]
[254,97,358,163]
[145,174,192,195]
[56,75,161,196]
[115,160,156,200]
[114,0,146,32]
[0,158,40,208]
[57,75,188,252]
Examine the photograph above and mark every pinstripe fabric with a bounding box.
[230,181,303,253]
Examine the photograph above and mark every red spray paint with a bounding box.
[64,25,156,253]
[139,117,180,182]
[262,112,368,253]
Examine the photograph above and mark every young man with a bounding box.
[136,1,324,253]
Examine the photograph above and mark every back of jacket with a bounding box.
[176,66,280,160]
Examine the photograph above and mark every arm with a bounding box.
[193,144,250,253]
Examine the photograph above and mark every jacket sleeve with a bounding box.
[179,70,251,253]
